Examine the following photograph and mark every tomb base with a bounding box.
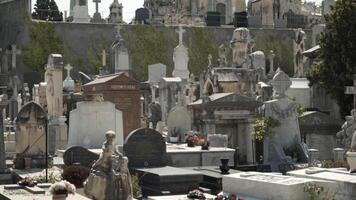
[346,151,356,172]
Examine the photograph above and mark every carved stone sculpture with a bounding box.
[84,130,133,200]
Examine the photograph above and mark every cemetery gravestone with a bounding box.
[123,128,203,196]
[73,0,90,23]
[173,26,190,79]
[63,146,99,166]
[148,63,167,84]
[167,105,191,142]
[123,128,167,168]
[208,134,228,147]
[15,102,47,169]
[68,101,124,149]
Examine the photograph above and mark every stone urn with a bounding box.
[347,130,356,172]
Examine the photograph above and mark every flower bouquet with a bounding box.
[49,180,76,200]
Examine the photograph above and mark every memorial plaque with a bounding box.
[123,128,167,168]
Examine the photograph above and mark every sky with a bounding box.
[31,0,145,23]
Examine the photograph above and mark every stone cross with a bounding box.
[93,0,101,13]
[345,74,356,117]
[64,64,73,80]
[6,45,21,70]
[176,25,186,45]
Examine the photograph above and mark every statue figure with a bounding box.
[84,131,133,200]
[230,28,251,68]
[149,102,162,129]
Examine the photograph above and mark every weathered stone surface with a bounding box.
[123,128,167,168]
[15,102,47,156]
[67,101,124,149]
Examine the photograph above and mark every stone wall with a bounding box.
[0,0,312,86]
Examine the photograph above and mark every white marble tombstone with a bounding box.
[148,63,167,84]
[167,105,191,142]
[112,26,131,75]
[173,26,190,79]
[45,54,64,117]
[67,101,124,149]
[73,0,90,23]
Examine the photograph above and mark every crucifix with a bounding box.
[176,25,186,45]
[64,64,73,80]
[93,0,101,14]
[6,44,21,71]
[345,74,356,117]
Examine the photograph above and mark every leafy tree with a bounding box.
[307,0,356,117]
[32,0,63,21]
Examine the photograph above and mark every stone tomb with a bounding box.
[67,101,124,149]
[83,73,141,138]
[14,102,47,169]
[288,168,356,200]
[223,172,335,200]
[124,128,203,196]
[0,184,90,200]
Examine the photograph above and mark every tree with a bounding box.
[306,0,356,117]
[32,0,63,21]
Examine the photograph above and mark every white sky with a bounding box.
[32,0,322,23]
[31,0,145,23]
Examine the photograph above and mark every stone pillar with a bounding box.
[238,119,255,164]
[0,101,11,184]
[333,148,345,161]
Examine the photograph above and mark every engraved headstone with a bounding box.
[123,128,167,168]
[173,25,190,79]
[63,146,99,166]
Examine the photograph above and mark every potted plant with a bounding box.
[49,180,76,200]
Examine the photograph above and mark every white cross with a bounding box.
[345,74,356,116]
[93,0,101,13]
[64,64,73,80]
[6,45,21,70]
[176,25,186,45]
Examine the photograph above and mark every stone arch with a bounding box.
[203,78,214,96]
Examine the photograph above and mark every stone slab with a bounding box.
[148,193,216,200]
[166,143,235,167]
[223,172,334,200]
[134,166,203,196]
[288,167,356,200]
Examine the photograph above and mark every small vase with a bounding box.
[52,194,67,200]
